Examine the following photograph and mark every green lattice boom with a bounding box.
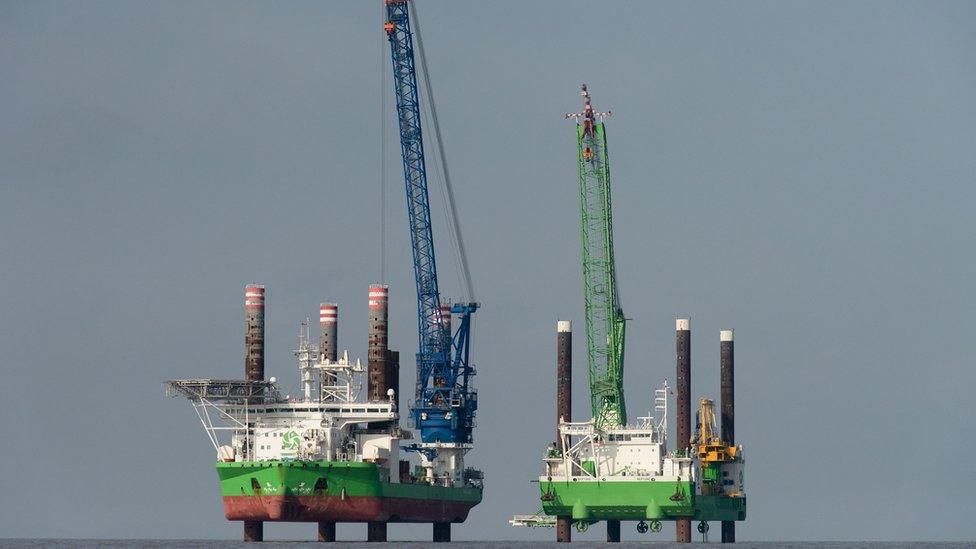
[576,120,626,428]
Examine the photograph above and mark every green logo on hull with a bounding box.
[282,430,301,451]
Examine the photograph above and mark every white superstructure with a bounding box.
[167,321,407,479]
[165,319,489,490]
[543,381,695,484]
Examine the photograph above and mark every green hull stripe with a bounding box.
[217,461,481,503]
[540,480,745,521]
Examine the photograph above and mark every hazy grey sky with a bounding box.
[2,0,974,542]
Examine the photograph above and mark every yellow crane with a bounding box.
[694,398,737,492]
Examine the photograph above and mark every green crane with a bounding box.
[567,84,626,428]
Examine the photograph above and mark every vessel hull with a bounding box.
[218,461,481,523]
[222,494,477,522]
[540,479,745,522]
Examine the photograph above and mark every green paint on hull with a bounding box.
[217,461,481,503]
[695,494,747,522]
[539,480,745,522]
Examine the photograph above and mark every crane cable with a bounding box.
[410,0,476,303]
[379,0,388,284]
[415,89,462,301]
[413,4,467,302]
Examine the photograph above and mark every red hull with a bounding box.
[223,494,478,523]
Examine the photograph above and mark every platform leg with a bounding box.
[722,521,735,543]
[556,516,571,542]
[433,522,451,542]
[243,520,263,542]
[676,518,691,543]
[607,519,621,542]
[366,521,387,542]
[317,521,336,542]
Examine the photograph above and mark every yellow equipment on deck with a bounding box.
[694,398,737,464]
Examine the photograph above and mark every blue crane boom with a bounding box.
[384,0,478,445]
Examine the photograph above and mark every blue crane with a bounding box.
[384,0,478,445]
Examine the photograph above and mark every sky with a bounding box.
[1,0,974,542]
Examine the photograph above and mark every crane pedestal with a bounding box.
[243,520,263,542]
[317,521,335,542]
[366,521,387,542]
[433,522,451,542]
[722,521,735,542]
[556,516,572,542]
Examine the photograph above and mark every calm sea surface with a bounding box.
[1,542,972,549]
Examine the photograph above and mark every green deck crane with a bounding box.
[566,85,626,428]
